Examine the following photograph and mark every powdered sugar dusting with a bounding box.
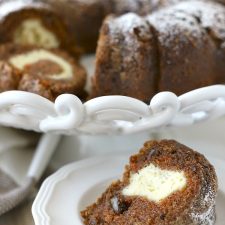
[148,3,205,49]
[108,13,144,34]
[148,0,225,49]
[106,0,225,50]
[191,204,216,225]
[107,13,152,45]
[170,1,225,45]
[190,183,217,225]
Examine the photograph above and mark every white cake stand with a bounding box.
[0,85,225,135]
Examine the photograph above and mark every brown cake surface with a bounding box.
[0,60,20,91]
[148,0,225,95]
[92,0,225,101]
[0,44,86,100]
[92,13,158,101]
[47,0,113,53]
[81,140,218,225]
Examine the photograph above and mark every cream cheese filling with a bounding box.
[13,19,60,48]
[122,164,187,202]
[9,49,73,80]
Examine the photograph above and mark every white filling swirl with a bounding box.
[122,164,187,202]
[14,19,60,48]
[9,49,73,80]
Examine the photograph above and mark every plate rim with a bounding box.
[32,155,128,225]
[32,154,225,225]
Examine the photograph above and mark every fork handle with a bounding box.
[27,133,61,182]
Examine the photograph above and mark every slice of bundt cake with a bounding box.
[92,0,225,102]
[0,0,80,56]
[81,140,218,225]
[0,44,86,100]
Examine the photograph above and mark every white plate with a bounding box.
[32,155,225,225]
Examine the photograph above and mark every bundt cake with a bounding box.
[0,44,86,100]
[0,0,224,54]
[81,140,218,225]
[92,0,225,102]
